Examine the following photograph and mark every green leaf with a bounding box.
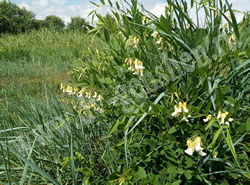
[246,45,250,55]
[211,125,226,146]
[167,166,177,173]
[246,118,250,131]
[116,2,120,10]
[103,28,110,43]
[205,119,216,131]
[134,166,147,180]
[90,1,100,7]
[108,0,113,7]
[168,126,178,134]
[100,0,105,5]
[216,86,223,109]
[98,77,113,84]
[225,0,239,38]
[184,170,192,180]
[172,180,182,185]
[108,116,126,135]
[226,130,237,161]
[224,96,236,106]
[159,15,171,33]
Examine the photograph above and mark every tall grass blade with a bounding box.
[7,146,60,185]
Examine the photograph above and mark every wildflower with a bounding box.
[78,88,86,97]
[212,151,218,158]
[217,110,233,125]
[184,139,195,155]
[60,83,64,90]
[128,36,139,48]
[229,33,236,45]
[156,37,163,45]
[142,15,150,24]
[151,31,158,37]
[134,59,145,70]
[171,102,190,121]
[118,31,126,40]
[85,91,91,98]
[181,116,189,122]
[171,102,182,117]
[93,92,98,98]
[203,114,212,122]
[182,102,188,113]
[97,95,102,101]
[125,58,145,76]
[185,136,206,156]
[65,86,73,95]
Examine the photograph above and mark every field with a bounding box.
[0,0,250,184]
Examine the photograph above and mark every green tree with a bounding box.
[67,16,89,32]
[42,15,65,30]
[0,0,36,34]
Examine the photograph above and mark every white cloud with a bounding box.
[3,0,250,25]
[149,3,166,17]
[18,2,30,10]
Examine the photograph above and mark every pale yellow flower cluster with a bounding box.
[203,110,233,125]
[128,35,140,48]
[171,101,191,122]
[60,83,78,95]
[118,31,126,40]
[151,31,163,45]
[60,83,102,100]
[151,31,158,38]
[142,15,151,24]
[125,58,145,76]
[79,103,103,115]
[229,33,236,45]
[185,136,207,156]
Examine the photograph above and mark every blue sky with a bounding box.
[2,0,250,24]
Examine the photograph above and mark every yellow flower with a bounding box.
[185,136,206,156]
[229,33,236,45]
[65,86,73,95]
[217,110,233,125]
[125,58,145,76]
[203,114,212,122]
[156,37,162,45]
[134,59,145,70]
[97,95,102,101]
[182,102,188,113]
[151,31,158,37]
[60,83,64,90]
[93,92,98,98]
[171,102,189,121]
[171,104,182,117]
[128,36,139,48]
[184,139,195,155]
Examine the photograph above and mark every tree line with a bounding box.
[0,0,90,34]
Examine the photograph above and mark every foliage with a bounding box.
[0,0,250,184]
[67,16,90,32]
[0,0,36,34]
[66,0,250,183]
[41,15,65,30]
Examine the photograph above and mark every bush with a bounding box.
[0,0,36,34]
[64,0,250,183]
[1,0,249,184]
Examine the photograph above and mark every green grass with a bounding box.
[0,29,107,184]
[0,29,90,104]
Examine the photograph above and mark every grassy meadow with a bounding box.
[0,0,250,184]
[0,29,91,104]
